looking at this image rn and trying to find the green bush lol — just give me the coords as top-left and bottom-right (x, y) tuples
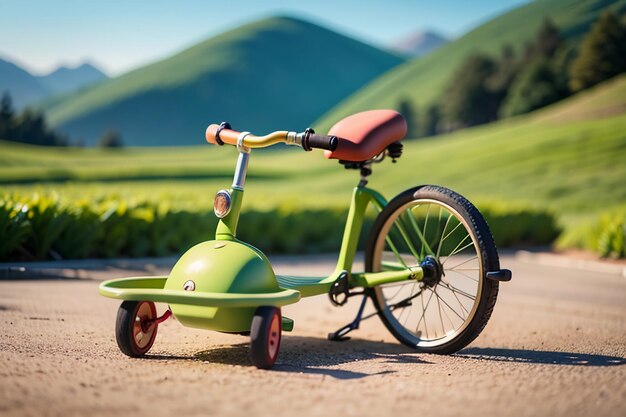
(52, 202), (100, 259)
(0, 198), (30, 259)
(0, 193), (562, 262)
(558, 210), (626, 258)
(19, 195), (74, 260)
(596, 216), (625, 258)
(476, 200), (560, 248)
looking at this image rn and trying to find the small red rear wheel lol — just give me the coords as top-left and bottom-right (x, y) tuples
(115, 300), (158, 357)
(250, 306), (282, 369)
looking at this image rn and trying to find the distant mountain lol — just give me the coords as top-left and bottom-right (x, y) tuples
(315, 0), (626, 133)
(44, 16), (405, 146)
(0, 58), (108, 109)
(37, 63), (108, 95)
(0, 58), (48, 108)
(391, 31), (449, 57)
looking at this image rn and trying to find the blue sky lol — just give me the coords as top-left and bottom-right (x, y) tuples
(1, 0), (529, 76)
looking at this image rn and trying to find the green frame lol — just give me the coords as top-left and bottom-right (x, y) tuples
(213, 184), (423, 296)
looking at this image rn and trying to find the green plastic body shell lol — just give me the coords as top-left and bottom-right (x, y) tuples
(165, 239), (293, 332)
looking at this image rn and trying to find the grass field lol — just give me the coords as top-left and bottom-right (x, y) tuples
(3, 75), (625, 225)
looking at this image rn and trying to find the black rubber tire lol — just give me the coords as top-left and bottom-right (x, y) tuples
(115, 300), (158, 357)
(250, 306), (282, 369)
(365, 185), (500, 354)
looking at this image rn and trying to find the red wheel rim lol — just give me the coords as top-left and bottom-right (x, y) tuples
(132, 301), (157, 351)
(267, 312), (281, 361)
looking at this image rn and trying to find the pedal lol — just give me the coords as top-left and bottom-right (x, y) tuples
(328, 272), (350, 306)
(486, 269), (512, 281)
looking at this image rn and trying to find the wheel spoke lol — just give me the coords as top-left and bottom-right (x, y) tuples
(444, 283), (470, 317)
(386, 285), (424, 311)
(392, 214), (423, 261)
(419, 203), (431, 258)
(449, 238), (474, 258)
(447, 268), (479, 283)
(429, 287), (466, 321)
(384, 234), (410, 269)
(406, 204), (435, 257)
(434, 287), (446, 337)
(446, 255), (478, 270)
(383, 281), (410, 301)
(431, 206), (443, 254)
(436, 213), (453, 259)
(402, 283), (420, 326)
(436, 289), (457, 330)
(442, 234), (473, 264)
(416, 288), (435, 336)
(433, 286), (459, 335)
(437, 219), (464, 258)
(439, 280), (476, 301)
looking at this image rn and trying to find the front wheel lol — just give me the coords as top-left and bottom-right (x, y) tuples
(366, 185), (500, 354)
(115, 300), (158, 357)
(250, 306), (282, 369)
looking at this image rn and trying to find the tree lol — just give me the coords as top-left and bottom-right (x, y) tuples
(0, 92), (68, 146)
(534, 18), (562, 59)
(397, 99), (418, 138)
(419, 104), (441, 137)
(497, 19), (572, 119)
(0, 92), (15, 139)
(551, 42), (578, 93)
(98, 129), (123, 148)
(500, 58), (568, 118)
(569, 11), (626, 92)
(442, 54), (498, 128)
(13, 109), (45, 145)
(12, 109), (66, 146)
(488, 44), (521, 107)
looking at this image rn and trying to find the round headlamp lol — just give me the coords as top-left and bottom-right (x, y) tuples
(213, 190), (232, 218)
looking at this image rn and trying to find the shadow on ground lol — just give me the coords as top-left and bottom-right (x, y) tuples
(144, 338), (626, 378)
(146, 336), (430, 379)
(457, 347), (626, 366)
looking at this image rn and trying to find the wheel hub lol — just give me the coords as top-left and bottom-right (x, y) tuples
(420, 255), (443, 287)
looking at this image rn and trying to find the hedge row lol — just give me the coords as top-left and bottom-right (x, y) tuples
(557, 210), (626, 259)
(0, 194), (561, 262)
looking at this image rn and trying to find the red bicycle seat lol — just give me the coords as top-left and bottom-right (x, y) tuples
(324, 110), (407, 162)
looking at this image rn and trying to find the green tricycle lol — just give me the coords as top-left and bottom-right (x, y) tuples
(99, 109), (511, 369)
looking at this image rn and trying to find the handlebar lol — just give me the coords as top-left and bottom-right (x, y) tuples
(205, 123), (337, 152)
(302, 132), (338, 152)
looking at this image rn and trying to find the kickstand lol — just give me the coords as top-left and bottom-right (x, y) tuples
(328, 294), (377, 342)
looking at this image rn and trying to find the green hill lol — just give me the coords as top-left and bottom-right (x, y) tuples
(44, 16), (404, 146)
(314, 0), (626, 133)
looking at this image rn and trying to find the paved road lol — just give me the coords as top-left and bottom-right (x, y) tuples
(1, 255), (624, 417)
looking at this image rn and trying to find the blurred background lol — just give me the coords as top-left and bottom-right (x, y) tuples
(1, 0), (625, 262)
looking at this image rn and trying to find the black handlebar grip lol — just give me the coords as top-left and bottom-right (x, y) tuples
(303, 132), (338, 151)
